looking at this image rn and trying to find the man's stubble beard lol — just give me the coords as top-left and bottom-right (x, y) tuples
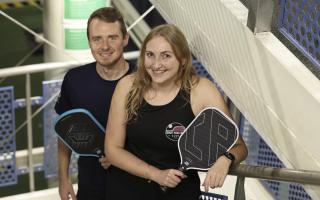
(98, 50), (123, 70)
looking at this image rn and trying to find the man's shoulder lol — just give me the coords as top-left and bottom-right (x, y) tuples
(66, 62), (96, 76)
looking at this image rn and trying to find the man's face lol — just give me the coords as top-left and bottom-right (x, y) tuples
(88, 19), (128, 68)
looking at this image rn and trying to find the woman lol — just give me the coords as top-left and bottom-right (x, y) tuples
(105, 24), (248, 200)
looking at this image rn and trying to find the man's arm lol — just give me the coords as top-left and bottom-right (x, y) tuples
(58, 139), (76, 200)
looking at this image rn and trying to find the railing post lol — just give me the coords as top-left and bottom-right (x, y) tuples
(234, 176), (246, 200)
(26, 73), (35, 191)
(246, 0), (274, 33)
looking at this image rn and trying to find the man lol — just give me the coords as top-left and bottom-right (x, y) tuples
(55, 7), (134, 200)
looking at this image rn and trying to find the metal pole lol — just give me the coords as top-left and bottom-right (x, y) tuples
(0, 51), (140, 78)
(234, 176), (246, 200)
(246, 0), (274, 33)
(113, 0), (151, 45)
(230, 164), (320, 185)
(26, 73), (35, 191)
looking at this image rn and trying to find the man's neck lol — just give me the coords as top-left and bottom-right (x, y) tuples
(96, 59), (128, 81)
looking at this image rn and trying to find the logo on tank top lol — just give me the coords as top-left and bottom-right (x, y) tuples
(165, 122), (185, 141)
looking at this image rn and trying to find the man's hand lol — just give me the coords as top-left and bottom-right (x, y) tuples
(59, 178), (76, 200)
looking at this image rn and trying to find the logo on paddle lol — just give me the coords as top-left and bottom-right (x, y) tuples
(165, 122), (185, 141)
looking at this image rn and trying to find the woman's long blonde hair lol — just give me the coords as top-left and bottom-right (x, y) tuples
(126, 24), (199, 121)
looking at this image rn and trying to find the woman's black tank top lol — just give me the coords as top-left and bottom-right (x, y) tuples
(126, 89), (195, 169)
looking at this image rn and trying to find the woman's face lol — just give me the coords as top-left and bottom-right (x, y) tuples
(144, 36), (180, 87)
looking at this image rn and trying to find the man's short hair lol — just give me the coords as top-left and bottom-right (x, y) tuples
(87, 7), (127, 39)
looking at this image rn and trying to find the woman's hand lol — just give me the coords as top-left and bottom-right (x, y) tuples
(99, 156), (111, 169)
(152, 168), (186, 188)
(202, 155), (232, 192)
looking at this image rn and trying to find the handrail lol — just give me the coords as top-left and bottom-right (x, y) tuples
(10, 148), (320, 185)
(230, 164), (320, 200)
(230, 164), (320, 185)
(0, 50), (140, 78)
(2, 50), (320, 195)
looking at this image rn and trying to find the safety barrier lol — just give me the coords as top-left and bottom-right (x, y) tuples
(1, 58), (320, 200)
(279, 0), (320, 69)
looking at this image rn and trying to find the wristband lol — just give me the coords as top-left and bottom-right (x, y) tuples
(223, 151), (235, 163)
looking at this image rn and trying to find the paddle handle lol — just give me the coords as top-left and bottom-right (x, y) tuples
(160, 185), (168, 193)
(160, 165), (187, 193)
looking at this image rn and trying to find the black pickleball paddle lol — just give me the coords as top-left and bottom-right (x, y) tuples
(54, 109), (105, 158)
(161, 107), (239, 192)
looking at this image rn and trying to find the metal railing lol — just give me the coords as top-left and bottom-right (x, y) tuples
(1, 56), (320, 199)
(230, 164), (320, 199)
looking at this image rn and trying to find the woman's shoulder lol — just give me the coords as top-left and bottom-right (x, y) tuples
(118, 73), (136, 85)
(192, 76), (217, 92)
(191, 76), (222, 109)
(116, 73), (136, 91)
(119, 73), (135, 83)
